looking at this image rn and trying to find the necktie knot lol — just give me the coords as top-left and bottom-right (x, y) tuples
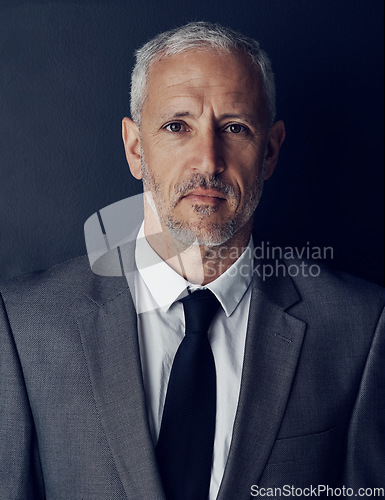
(181, 289), (220, 335)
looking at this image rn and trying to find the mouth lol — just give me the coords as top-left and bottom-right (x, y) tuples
(182, 189), (227, 204)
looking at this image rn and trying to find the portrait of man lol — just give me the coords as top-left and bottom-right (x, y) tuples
(0, 3), (384, 500)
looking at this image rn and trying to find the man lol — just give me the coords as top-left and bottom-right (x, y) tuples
(0, 21), (384, 500)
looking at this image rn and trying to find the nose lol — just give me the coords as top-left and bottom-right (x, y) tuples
(192, 129), (225, 176)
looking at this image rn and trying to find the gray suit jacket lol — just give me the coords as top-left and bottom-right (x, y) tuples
(1, 247), (384, 499)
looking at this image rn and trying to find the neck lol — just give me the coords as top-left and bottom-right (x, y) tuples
(143, 215), (252, 285)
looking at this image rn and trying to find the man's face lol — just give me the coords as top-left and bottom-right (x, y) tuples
(126, 49), (283, 246)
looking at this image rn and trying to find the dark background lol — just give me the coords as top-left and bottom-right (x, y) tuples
(1, 0), (383, 285)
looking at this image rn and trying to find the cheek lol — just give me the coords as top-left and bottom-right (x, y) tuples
(228, 160), (263, 188)
(144, 142), (183, 177)
(226, 140), (265, 169)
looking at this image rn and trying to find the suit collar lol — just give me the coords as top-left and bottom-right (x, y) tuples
(252, 258), (302, 311)
(217, 271), (306, 499)
(77, 285), (165, 499)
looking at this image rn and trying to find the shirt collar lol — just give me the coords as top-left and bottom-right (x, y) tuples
(135, 223), (254, 316)
(202, 237), (254, 317)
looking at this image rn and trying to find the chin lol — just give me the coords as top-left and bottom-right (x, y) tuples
(163, 217), (239, 247)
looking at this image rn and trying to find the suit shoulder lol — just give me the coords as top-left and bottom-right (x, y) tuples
(284, 259), (385, 330)
(0, 255), (127, 317)
(0, 255), (91, 297)
(290, 259), (385, 301)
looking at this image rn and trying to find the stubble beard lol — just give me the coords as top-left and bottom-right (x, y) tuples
(140, 151), (264, 247)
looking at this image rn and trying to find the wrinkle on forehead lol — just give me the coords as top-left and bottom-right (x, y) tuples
(162, 73), (242, 90)
(152, 79), (251, 105)
(159, 91), (254, 107)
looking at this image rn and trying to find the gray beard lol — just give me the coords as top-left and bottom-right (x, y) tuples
(141, 152), (264, 247)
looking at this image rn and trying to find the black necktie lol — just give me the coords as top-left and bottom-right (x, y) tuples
(156, 288), (220, 500)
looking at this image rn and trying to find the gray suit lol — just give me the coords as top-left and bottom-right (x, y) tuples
(1, 247), (384, 499)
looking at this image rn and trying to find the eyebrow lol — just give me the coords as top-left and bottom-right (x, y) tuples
(162, 111), (257, 124)
(219, 113), (256, 123)
(170, 111), (192, 118)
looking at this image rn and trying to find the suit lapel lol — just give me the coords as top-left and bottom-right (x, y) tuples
(217, 271), (306, 499)
(77, 278), (165, 500)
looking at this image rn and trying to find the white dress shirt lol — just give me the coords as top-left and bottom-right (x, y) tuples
(134, 224), (254, 500)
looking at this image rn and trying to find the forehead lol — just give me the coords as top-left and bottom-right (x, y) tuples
(142, 49), (267, 121)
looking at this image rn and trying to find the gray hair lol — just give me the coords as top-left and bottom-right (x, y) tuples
(130, 21), (276, 127)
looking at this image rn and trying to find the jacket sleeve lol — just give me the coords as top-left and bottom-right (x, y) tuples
(0, 293), (45, 500)
(342, 304), (385, 489)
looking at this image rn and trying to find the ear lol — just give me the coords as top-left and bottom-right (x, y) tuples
(122, 117), (142, 179)
(263, 120), (285, 180)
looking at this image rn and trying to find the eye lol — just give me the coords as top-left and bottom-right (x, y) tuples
(224, 123), (248, 134)
(164, 122), (186, 133)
